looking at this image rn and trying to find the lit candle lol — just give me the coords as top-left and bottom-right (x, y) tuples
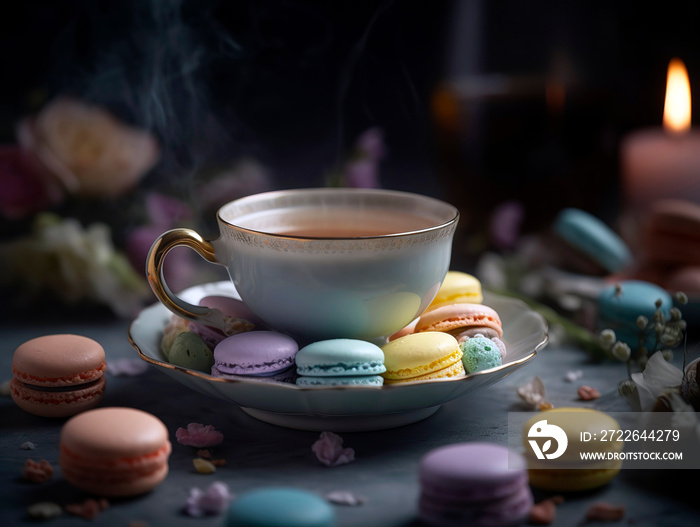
(621, 58), (700, 212)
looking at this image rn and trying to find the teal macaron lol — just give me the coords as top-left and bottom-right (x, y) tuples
(225, 487), (335, 527)
(598, 280), (672, 350)
(295, 339), (386, 377)
(296, 375), (385, 387)
(461, 337), (502, 373)
(554, 208), (632, 273)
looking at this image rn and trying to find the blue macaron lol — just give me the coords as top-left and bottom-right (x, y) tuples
(225, 487), (335, 527)
(554, 208), (632, 273)
(295, 339), (386, 377)
(296, 375), (384, 387)
(598, 280), (673, 350)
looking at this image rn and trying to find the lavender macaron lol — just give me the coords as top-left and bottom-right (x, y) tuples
(419, 442), (532, 527)
(212, 331), (298, 378)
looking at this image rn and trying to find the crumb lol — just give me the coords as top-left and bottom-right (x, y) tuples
(193, 458), (217, 474)
(23, 459), (53, 483)
(529, 496), (564, 525)
(325, 491), (366, 506)
(565, 370), (583, 382)
(65, 498), (109, 520)
(26, 502), (62, 519)
(585, 502), (625, 522)
(197, 449), (212, 459)
(19, 442), (35, 450)
(539, 401), (554, 410)
(578, 385), (601, 401)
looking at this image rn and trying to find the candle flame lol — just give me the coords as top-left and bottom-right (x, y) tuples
(663, 58), (691, 133)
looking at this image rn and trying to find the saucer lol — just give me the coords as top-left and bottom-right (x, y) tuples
(128, 281), (548, 431)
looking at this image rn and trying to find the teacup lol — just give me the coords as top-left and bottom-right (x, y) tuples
(147, 188), (459, 340)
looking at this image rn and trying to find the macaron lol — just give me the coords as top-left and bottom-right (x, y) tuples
(213, 331), (298, 377)
(642, 199), (700, 266)
(427, 271), (483, 309)
(190, 295), (261, 349)
(415, 303), (503, 343)
(461, 336), (503, 373)
(11, 334), (107, 418)
(381, 332), (465, 384)
(553, 207), (632, 274)
(418, 442), (533, 527)
(168, 332), (215, 373)
(523, 407), (623, 491)
(161, 315), (190, 360)
(59, 407), (172, 497)
(295, 338), (386, 386)
(295, 339), (386, 377)
(225, 488), (336, 527)
(597, 280), (672, 350)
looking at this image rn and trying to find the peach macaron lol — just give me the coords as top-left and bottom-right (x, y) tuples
(415, 303), (503, 342)
(60, 407), (172, 497)
(11, 334), (107, 417)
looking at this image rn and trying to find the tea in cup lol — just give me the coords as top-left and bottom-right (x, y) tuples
(147, 188), (459, 340)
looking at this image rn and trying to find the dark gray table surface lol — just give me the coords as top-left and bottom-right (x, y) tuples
(1, 313), (697, 526)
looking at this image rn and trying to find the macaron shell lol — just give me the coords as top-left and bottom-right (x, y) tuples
(296, 375), (385, 387)
(419, 484), (533, 527)
(554, 207), (632, 273)
(416, 304), (503, 337)
(10, 376), (106, 418)
(214, 331), (298, 376)
(384, 359), (465, 384)
(427, 271), (483, 309)
(168, 332), (215, 373)
(381, 332), (462, 380)
(12, 334), (106, 387)
(61, 407), (170, 458)
(295, 339), (385, 377)
(225, 487), (336, 527)
(528, 463), (622, 492)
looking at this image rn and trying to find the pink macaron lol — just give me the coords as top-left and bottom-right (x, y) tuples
(60, 407), (172, 497)
(189, 295), (263, 349)
(11, 334), (107, 418)
(415, 303), (503, 342)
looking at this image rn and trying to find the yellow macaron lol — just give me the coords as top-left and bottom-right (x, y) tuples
(523, 407), (623, 492)
(381, 332), (465, 384)
(427, 271), (483, 309)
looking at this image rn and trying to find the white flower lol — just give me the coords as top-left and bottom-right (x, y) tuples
(611, 342), (631, 362)
(517, 376), (547, 409)
(626, 352), (683, 412)
(1, 213), (150, 317)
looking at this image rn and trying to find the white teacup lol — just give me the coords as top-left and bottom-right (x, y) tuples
(147, 188), (459, 340)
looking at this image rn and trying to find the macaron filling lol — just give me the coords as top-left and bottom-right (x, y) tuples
(214, 356), (295, 376)
(12, 363), (107, 387)
(296, 361), (386, 376)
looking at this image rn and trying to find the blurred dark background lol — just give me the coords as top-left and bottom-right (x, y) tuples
(2, 0), (700, 248)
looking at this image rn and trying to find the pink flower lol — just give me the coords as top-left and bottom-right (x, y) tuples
(185, 481), (232, 517)
(0, 146), (64, 219)
(176, 423), (224, 448)
(489, 200), (524, 251)
(355, 127), (386, 161)
(344, 158), (380, 189)
(18, 96), (160, 198)
(126, 193), (196, 293)
(311, 431), (355, 467)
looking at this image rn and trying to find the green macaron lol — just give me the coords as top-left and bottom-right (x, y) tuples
(168, 332), (214, 373)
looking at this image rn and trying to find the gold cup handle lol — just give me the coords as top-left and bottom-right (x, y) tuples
(146, 228), (228, 331)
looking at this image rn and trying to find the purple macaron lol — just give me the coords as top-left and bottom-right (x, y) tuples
(418, 442), (532, 527)
(190, 295), (264, 349)
(212, 331), (298, 377)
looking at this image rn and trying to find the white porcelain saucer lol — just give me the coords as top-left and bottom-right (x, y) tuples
(128, 281), (548, 431)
